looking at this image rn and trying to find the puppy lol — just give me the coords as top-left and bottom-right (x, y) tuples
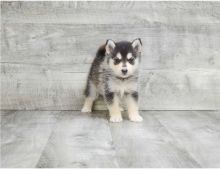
(81, 38), (143, 122)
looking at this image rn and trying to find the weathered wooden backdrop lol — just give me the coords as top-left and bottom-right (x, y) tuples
(1, 1), (220, 110)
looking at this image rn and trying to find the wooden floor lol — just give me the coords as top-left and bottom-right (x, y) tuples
(1, 110), (220, 168)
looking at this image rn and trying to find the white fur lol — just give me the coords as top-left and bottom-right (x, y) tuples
(126, 58), (139, 77)
(108, 78), (138, 98)
(106, 40), (115, 54)
(116, 52), (122, 59)
(109, 59), (123, 77)
(107, 95), (122, 122)
(132, 39), (142, 52)
(127, 53), (133, 59)
(81, 97), (94, 113)
(109, 57), (139, 78)
(83, 39), (143, 123)
(125, 95), (143, 122)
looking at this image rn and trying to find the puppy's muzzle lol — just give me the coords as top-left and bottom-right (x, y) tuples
(121, 69), (128, 75)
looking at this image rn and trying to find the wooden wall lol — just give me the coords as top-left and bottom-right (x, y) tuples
(1, 1), (220, 110)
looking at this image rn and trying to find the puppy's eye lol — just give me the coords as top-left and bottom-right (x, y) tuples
(113, 58), (121, 65)
(128, 57), (134, 61)
(128, 57), (135, 64)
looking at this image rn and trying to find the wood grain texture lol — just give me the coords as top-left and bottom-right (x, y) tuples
(154, 110), (220, 167)
(1, 2), (220, 110)
(2, 110), (220, 167)
(36, 111), (118, 168)
(1, 63), (220, 110)
(109, 112), (200, 167)
(2, 23), (220, 69)
(2, 2), (220, 25)
(1, 110), (59, 167)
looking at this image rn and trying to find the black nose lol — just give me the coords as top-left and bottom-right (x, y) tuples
(121, 69), (128, 75)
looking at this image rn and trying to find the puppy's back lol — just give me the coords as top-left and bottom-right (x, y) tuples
(88, 44), (106, 85)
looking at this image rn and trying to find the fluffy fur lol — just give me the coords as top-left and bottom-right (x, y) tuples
(81, 38), (143, 122)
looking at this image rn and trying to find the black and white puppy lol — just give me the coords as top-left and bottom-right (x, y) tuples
(82, 38), (143, 122)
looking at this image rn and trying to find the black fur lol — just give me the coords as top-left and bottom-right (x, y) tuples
(105, 92), (114, 104)
(84, 80), (90, 97)
(84, 39), (141, 97)
(110, 41), (139, 66)
(131, 91), (138, 102)
(104, 76), (114, 104)
(89, 44), (106, 85)
(84, 44), (106, 96)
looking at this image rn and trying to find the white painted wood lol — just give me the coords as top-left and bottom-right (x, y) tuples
(109, 111), (201, 167)
(2, 24), (220, 69)
(2, 2), (220, 25)
(1, 110), (220, 167)
(36, 111), (118, 168)
(1, 110), (59, 168)
(154, 110), (220, 167)
(1, 2), (220, 110)
(1, 63), (220, 110)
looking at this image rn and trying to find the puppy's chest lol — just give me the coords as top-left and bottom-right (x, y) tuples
(109, 80), (137, 97)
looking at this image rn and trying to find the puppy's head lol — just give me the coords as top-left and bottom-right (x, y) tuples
(105, 38), (142, 78)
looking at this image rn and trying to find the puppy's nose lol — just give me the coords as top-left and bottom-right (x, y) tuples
(121, 69), (128, 75)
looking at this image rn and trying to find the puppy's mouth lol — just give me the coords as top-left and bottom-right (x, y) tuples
(122, 74), (129, 77)
(118, 73), (129, 78)
(116, 74), (132, 80)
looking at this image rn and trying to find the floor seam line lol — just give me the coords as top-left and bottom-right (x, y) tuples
(106, 114), (120, 168)
(33, 111), (62, 168)
(152, 112), (202, 167)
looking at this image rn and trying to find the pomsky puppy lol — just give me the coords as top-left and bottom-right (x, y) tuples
(81, 38), (143, 122)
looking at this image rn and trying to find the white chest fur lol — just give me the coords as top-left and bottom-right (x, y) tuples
(109, 79), (138, 97)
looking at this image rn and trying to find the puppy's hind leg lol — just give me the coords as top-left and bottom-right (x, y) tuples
(81, 81), (97, 113)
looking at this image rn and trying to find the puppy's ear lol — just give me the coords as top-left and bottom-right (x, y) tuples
(105, 39), (116, 55)
(132, 38), (142, 53)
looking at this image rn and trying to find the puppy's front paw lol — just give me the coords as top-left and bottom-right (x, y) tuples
(110, 115), (123, 123)
(129, 114), (143, 122)
(81, 107), (91, 113)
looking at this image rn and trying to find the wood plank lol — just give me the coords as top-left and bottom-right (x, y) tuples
(2, 110), (219, 167)
(153, 110), (220, 167)
(36, 111), (118, 168)
(2, 2), (220, 25)
(1, 110), (59, 168)
(109, 111), (200, 167)
(1, 2), (220, 111)
(2, 23), (220, 69)
(1, 63), (219, 110)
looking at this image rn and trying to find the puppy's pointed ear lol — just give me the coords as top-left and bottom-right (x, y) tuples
(105, 39), (116, 55)
(132, 38), (142, 53)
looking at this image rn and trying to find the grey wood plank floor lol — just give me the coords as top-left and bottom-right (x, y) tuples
(1, 110), (220, 168)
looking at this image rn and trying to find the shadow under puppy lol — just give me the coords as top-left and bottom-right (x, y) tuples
(82, 38), (143, 122)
